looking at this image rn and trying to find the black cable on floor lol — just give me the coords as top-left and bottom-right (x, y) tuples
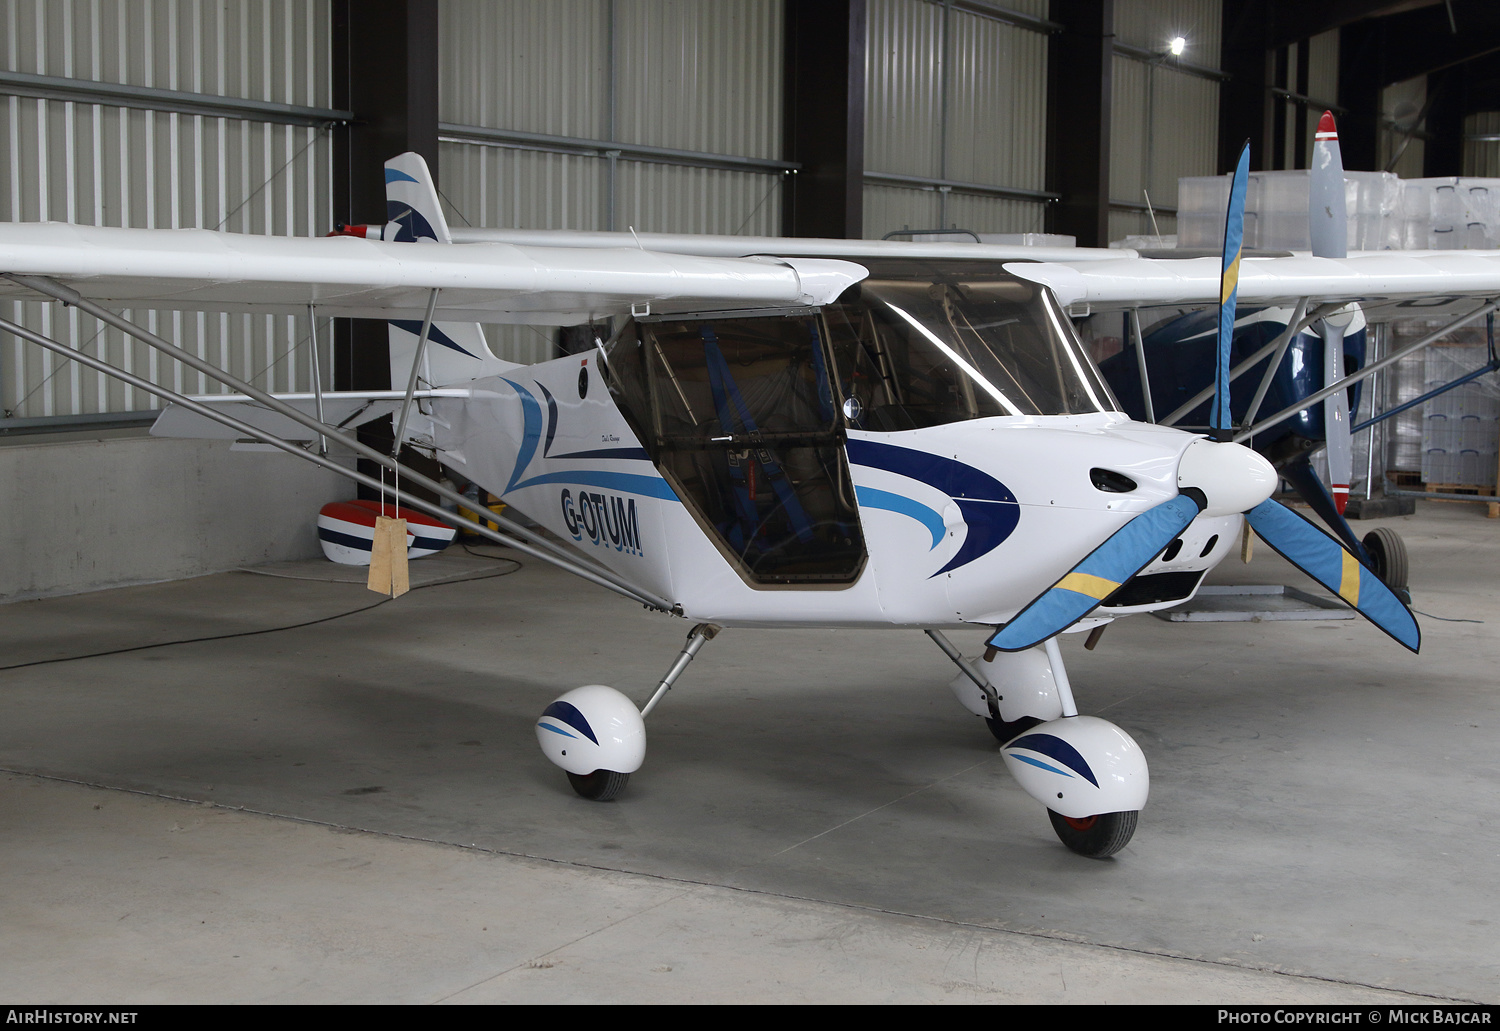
(0, 556), (522, 673)
(1413, 609), (1485, 624)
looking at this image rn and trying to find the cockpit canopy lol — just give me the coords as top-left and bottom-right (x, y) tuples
(826, 261), (1120, 428)
(599, 262), (1119, 586)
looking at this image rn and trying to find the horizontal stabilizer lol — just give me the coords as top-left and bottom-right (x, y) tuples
(149, 389), (467, 442)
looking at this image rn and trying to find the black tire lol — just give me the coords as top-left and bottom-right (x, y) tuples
(567, 769), (630, 801)
(1047, 809), (1138, 858)
(1362, 527), (1409, 594)
(985, 714), (1043, 744)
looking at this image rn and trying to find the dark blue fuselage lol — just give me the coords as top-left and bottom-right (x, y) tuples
(1099, 308), (1366, 465)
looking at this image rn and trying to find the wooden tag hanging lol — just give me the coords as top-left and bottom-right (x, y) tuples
(367, 515), (411, 597)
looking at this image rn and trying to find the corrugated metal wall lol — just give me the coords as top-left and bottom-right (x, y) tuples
(1108, 0), (1220, 243)
(0, 0), (334, 424)
(1463, 112), (1500, 177)
(1303, 30), (1339, 157)
(438, 0), (784, 364)
(3, 0), (1239, 382)
(862, 0), (1049, 239)
(1380, 75), (1427, 179)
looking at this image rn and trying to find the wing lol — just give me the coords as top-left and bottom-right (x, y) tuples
(1005, 252), (1500, 320)
(447, 226), (1129, 264)
(0, 222), (868, 325)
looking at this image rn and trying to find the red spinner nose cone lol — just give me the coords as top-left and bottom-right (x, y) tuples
(1316, 110), (1338, 139)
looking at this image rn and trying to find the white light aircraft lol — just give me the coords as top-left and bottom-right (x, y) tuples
(3, 149), (1490, 858)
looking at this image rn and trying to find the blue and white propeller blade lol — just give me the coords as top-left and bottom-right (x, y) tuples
(990, 147), (1253, 653)
(987, 493), (1204, 652)
(1245, 499), (1420, 652)
(1210, 143), (1251, 442)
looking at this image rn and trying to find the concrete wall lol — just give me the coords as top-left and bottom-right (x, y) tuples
(0, 433), (348, 603)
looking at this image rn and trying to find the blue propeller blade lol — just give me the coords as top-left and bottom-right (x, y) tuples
(987, 494), (1204, 653)
(1245, 498), (1421, 652)
(1211, 143), (1251, 442)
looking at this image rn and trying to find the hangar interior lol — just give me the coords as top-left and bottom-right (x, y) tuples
(2, 0), (1499, 1004)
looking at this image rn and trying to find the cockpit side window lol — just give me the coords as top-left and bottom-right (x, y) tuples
(603, 312), (866, 586)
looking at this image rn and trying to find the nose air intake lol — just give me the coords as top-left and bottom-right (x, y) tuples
(1089, 468), (1137, 493)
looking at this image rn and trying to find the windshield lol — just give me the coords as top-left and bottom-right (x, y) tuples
(822, 262), (1120, 430)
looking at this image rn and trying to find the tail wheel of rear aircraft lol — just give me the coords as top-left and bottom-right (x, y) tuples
(1047, 809), (1138, 859)
(567, 769), (631, 801)
(1362, 527), (1409, 598)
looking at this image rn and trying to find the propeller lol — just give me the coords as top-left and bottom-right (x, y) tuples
(987, 140), (1419, 655)
(1310, 111), (1354, 515)
(1209, 144), (1250, 442)
(1244, 499), (1418, 650)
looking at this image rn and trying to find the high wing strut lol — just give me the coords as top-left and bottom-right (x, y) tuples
(1157, 299), (1334, 427)
(1235, 299), (1500, 443)
(0, 274), (676, 613)
(307, 304), (328, 455)
(1128, 309), (1153, 423)
(1241, 297), (1312, 428)
(392, 287), (439, 454)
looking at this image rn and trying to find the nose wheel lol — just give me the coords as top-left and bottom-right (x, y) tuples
(1048, 809), (1139, 858)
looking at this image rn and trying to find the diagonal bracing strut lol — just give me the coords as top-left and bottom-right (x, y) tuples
(0, 279), (677, 613)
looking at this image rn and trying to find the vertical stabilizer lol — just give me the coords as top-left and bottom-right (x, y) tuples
(383, 152), (519, 385)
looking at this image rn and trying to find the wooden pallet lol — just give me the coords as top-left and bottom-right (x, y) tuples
(1424, 481), (1500, 518)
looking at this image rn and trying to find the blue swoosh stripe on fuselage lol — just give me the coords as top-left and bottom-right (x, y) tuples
(548, 447), (651, 461)
(539, 383), (560, 457)
(854, 486), (945, 550)
(502, 379), (544, 494)
(846, 438), (1020, 574)
(934, 498), (1021, 576)
(845, 439), (1016, 503)
(508, 470), (680, 501)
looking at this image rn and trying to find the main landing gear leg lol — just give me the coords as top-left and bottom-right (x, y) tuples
(929, 629), (1059, 742)
(534, 623), (722, 801)
(641, 623), (721, 718)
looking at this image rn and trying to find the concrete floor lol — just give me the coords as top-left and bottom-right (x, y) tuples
(1, 504), (1496, 1004)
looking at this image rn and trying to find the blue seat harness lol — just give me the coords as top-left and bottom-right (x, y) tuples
(700, 325), (816, 546)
